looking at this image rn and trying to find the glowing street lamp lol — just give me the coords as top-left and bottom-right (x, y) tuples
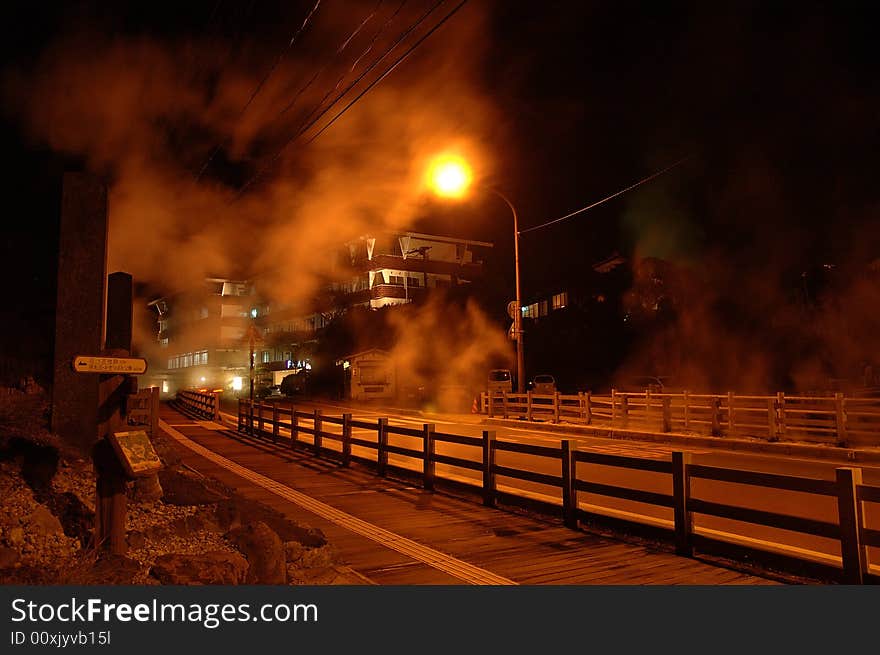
(425, 153), (525, 393)
(427, 155), (473, 198)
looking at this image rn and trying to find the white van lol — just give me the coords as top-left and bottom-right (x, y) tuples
(487, 369), (513, 394)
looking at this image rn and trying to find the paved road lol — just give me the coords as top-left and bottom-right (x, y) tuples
(224, 397), (880, 574)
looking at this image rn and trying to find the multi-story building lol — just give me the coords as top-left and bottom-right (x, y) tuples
(253, 231), (492, 387)
(147, 231), (493, 395)
(145, 278), (255, 397)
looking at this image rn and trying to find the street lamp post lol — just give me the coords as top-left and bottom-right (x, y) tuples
(488, 188), (525, 394)
(425, 154), (526, 393)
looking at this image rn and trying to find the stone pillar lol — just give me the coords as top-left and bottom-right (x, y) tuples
(51, 173), (108, 453)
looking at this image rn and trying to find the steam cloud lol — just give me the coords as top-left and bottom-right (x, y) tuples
(3, 1), (511, 372)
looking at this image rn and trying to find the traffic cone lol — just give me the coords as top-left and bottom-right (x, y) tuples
(472, 396), (479, 414)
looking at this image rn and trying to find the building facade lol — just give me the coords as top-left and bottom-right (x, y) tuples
(148, 231), (493, 397)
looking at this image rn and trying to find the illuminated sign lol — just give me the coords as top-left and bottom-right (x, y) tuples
(72, 356), (148, 375)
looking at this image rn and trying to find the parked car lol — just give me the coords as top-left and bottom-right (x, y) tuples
(256, 384), (283, 399)
(487, 369), (513, 394)
(529, 374), (557, 395)
(280, 372), (310, 396)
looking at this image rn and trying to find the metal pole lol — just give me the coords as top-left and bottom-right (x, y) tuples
(490, 188), (525, 394)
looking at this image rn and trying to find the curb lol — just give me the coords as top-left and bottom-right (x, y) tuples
(481, 417), (880, 465)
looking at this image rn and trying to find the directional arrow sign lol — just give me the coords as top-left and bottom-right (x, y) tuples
(72, 355), (148, 375)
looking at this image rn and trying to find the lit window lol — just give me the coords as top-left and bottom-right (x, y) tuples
(251, 308), (258, 318)
(552, 292), (568, 310)
(262, 351), (270, 363)
(167, 358), (173, 369)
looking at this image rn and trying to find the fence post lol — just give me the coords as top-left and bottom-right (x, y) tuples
(150, 386), (159, 438)
(482, 430), (496, 507)
(835, 393), (848, 447)
(480, 391), (486, 414)
(662, 397), (672, 433)
(213, 391), (221, 422)
(578, 392), (585, 421)
(710, 397), (721, 436)
(377, 418), (389, 477)
(248, 400), (254, 436)
(776, 392), (786, 441)
(313, 409), (323, 456)
(585, 391), (592, 425)
(527, 391), (533, 421)
(767, 397), (777, 441)
(423, 423), (436, 491)
(342, 413), (352, 467)
(238, 399), (243, 432)
(561, 440), (577, 529)
(620, 395), (629, 427)
(684, 390), (690, 430)
(272, 403), (279, 443)
(646, 390), (652, 426)
(488, 392), (495, 418)
(553, 391), (560, 424)
(672, 451), (693, 557)
(257, 402), (264, 434)
(836, 467), (866, 584)
(727, 392), (735, 436)
(611, 388), (617, 423)
(502, 392), (509, 419)
(290, 407), (299, 449)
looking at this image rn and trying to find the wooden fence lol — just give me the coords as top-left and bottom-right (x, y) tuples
(175, 389), (221, 421)
(481, 390), (880, 446)
(235, 399), (879, 583)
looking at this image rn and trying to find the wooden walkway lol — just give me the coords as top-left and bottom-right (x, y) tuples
(158, 405), (779, 585)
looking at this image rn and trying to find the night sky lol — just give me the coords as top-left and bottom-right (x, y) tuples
(2, 1), (877, 389)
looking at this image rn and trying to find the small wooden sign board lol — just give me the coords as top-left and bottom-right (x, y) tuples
(72, 355), (148, 375)
(108, 430), (163, 478)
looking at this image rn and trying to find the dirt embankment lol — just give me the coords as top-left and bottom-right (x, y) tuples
(0, 392), (368, 585)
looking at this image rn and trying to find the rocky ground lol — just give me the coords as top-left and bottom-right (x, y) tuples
(0, 391), (371, 585)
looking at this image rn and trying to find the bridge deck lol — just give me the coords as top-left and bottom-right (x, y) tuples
(158, 404), (779, 585)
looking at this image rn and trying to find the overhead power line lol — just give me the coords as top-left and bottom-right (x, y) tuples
(235, 0), (460, 197)
(194, 0), (323, 181)
(518, 155), (693, 235)
(305, 0), (469, 145)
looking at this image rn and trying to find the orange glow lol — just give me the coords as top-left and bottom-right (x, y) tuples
(426, 154), (473, 198)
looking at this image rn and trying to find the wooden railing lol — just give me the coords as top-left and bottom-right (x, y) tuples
(481, 390), (880, 447)
(236, 399), (879, 583)
(176, 389), (221, 421)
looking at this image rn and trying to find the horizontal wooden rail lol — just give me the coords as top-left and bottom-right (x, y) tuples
(432, 453), (483, 471)
(494, 440), (561, 458)
(687, 498), (840, 539)
(688, 465), (838, 496)
(434, 432), (483, 447)
(576, 450), (673, 474)
(492, 465), (562, 488)
(857, 485), (880, 504)
(575, 481), (675, 508)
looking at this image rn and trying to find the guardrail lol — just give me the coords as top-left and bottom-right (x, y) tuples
(481, 390), (880, 447)
(237, 399), (878, 583)
(176, 389), (221, 421)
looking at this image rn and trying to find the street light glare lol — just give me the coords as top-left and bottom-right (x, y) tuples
(427, 155), (472, 198)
